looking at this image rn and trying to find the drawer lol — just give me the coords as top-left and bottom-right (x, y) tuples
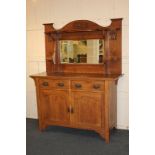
(52, 79), (69, 89)
(39, 79), (52, 89)
(71, 80), (104, 91)
(39, 79), (69, 89)
(71, 80), (91, 90)
(91, 81), (104, 91)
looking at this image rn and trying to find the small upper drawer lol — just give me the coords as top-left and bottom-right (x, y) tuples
(91, 81), (104, 91)
(39, 79), (52, 89)
(52, 79), (69, 89)
(39, 79), (69, 89)
(71, 80), (104, 91)
(71, 80), (91, 90)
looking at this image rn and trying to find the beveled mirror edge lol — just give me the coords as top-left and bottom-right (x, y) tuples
(59, 39), (105, 64)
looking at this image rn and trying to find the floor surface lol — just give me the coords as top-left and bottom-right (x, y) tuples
(26, 118), (129, 155)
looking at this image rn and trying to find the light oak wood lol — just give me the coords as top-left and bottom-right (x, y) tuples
(72, 91), (102, 128)
(30, 19), (123, 143)
(40, 90), (70, 126)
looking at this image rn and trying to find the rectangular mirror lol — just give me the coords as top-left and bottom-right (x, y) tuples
(59, 39), (104, 64)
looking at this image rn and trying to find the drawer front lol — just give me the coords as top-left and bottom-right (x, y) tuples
(39, 79), (104, 91)
(71, 80), (91, 90)
(52, 79), (69, 89)
(39, 79), (52, 89)
(91, 81), (104, 91)
(39, 79), (69, 89)
(71, 80), (104, 91)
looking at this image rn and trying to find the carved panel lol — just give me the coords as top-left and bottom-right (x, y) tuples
(59, 20), (104, 32)
(73, 22), (88, 30)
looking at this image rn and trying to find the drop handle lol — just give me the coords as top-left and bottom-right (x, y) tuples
(42, 82), (49, 86)
(93, 84), (101, 89)
(70, 107), (74, 113)
(67, 106), (74, 113)
(57, 82), (64, 87)
(75, 83), (82, 88)
(67, 107), (70, 113)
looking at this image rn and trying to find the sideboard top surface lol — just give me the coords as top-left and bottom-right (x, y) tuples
(31, 72), (122, 80)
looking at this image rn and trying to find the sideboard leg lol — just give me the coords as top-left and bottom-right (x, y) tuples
(38, 121), (47, 131)
(105, 137), (110, 143)
(104, 131), (110, 144)
(113, 127), (116, 130)
(98, 131), (104, 139)
(98, 130), (110, 143)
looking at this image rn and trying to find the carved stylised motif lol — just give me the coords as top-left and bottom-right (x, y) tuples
(46, 33), (61, 41)
(73, 22), (88, 30)
(109, 30), (117, 40)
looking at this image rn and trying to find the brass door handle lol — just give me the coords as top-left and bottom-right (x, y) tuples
(67, 106), (74, 113)
(57, 82), (64, 87)
(42, 82), (49, 86)
(70, 107), (74, 113)
(75, 83), (82, 88)
(93, 84), (100, 89)
(67, 107), (70, 113)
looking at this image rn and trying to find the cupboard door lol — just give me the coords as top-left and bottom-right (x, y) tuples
(40, 90), (70, 125)
(72, 92), (103, 128)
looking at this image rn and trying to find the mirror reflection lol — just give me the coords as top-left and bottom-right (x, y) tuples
(59, 39), (104, 64)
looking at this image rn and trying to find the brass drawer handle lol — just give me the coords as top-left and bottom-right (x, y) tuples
(42, 82), (49, 86)
(93, 84), (101, 89)
(57, 82), (64, 87)
(75, 83), (82, 88)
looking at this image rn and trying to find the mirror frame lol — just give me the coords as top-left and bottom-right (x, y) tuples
(43, 19), (122, 75)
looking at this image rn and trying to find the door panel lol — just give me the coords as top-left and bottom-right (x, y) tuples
(72, 92), (103, 128)
(40, 90), (70, 125)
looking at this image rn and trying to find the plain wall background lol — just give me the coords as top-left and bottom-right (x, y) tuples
(26, 0), (128, 129)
